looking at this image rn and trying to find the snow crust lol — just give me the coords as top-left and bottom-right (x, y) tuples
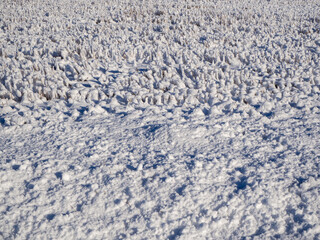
(1, 0), (320, 239)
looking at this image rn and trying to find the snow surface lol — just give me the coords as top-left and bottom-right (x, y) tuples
(1, 0), (320, 239)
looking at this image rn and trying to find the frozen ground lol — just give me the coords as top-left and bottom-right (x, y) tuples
(1, 0), (320, 239)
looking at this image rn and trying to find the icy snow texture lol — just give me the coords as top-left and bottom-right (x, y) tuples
(1, 112), (320, 239)
(0, 0), (320, 239)
(1, 0), (320, 121)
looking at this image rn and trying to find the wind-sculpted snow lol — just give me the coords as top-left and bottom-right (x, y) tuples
(0, 0), (320, 239)
(1, 0), (320, 125)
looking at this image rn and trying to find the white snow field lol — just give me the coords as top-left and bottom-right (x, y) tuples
(1, 0), (320, 238)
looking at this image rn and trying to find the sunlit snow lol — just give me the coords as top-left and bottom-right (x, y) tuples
(1, 0), (320, 239)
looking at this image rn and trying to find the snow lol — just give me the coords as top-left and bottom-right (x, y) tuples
(1, 0), (320, 239)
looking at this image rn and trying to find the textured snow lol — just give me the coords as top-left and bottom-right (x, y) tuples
(1, 0), (320, 239)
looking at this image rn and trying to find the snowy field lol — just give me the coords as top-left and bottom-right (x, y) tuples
(1, 0), (320, 238)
